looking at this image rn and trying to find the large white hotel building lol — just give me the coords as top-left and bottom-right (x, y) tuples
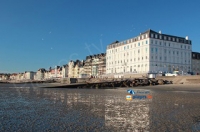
(106, 29), (192, 75)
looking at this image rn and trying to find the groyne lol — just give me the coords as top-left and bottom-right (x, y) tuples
(41, 78), (172, 88)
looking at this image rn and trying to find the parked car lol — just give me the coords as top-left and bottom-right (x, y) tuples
(165, 73), (178, 76)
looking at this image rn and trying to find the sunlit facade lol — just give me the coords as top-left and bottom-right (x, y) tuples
(106, 29), (192, 75)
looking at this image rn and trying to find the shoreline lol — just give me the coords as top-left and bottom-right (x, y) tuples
(1, 82), (200, 91)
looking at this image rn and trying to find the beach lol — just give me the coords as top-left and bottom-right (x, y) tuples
(0, 84), (200, 131)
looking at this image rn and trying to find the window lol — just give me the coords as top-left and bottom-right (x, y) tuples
(169, 43), (170, 46)
(160, 42), (162, 45)
(151, 34), (154, 38)
(124, 46), (126, 50)
(151, 40), (153, 44)
(146, 40), (148, 44)
(155, 48), (158, 53)
(138, 42), (140, 46)
(151, 48), (154, 53)
(138, 49), (140, 53)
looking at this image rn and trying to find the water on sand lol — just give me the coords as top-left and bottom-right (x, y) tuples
(0, 84), (200, 131)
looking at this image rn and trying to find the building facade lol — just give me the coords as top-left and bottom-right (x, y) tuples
(24, 71), (35, 80)
(62, 64), (68, 78)
(83, 53), (106, 78)
(106, 29), (192, 75)
(68, 60), (84, 78)
(35, 68), (46, 80)
(192, 52), (200, 75)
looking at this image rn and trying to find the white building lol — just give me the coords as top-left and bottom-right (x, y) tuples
(62, 64), (68, 78)
(35, 68), (46, 80)
(106, 29), (192, 75)
(24, 71), (35, 80)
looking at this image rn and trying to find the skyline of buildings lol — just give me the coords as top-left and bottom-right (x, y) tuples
(0, 29), (200, 80)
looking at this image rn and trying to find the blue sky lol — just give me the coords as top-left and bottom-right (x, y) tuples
(0, 0), (200, 73)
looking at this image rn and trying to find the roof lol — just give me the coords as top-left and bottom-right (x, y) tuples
(108, 29), (191, 47)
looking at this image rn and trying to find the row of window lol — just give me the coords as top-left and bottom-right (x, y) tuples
(151, 48), (191, 56)
(150, 33), (191, 44)
(151, 40), (190, 49)
(107, 51), (191, 60)
(107, 65), (191, 73)
(107, 44), (190, 55)
(107, 56), (191, 65)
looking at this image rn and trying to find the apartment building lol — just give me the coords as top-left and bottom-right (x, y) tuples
(192, 52), (200, 75)
(24, 71), (35, 80)
(106, 29), (192, 75)
(83, 53), (106, 77)
(68, 60), (84, 78)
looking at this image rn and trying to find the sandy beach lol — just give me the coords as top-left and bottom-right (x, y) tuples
(0, 83), (200, 131)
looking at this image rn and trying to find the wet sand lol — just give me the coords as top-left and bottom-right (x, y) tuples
(0, 84), (200, 131)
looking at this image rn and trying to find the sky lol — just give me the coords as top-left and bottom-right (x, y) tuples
(0, 0), (200, 73)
